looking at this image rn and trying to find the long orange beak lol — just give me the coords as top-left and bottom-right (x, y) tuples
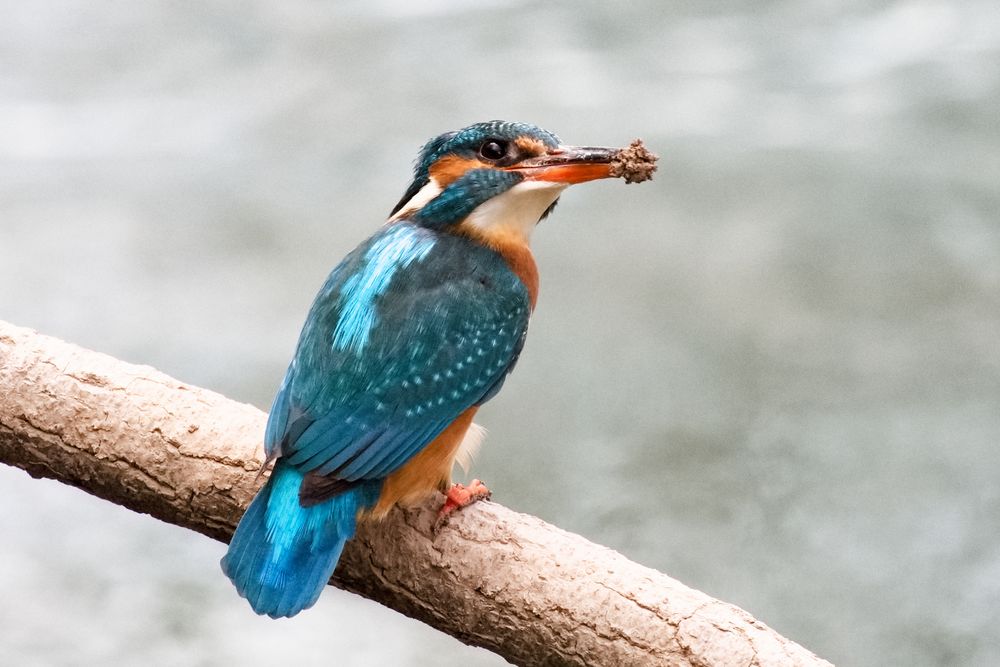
(505, 146), (617, 184)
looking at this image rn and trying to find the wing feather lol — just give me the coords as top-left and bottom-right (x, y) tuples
(263, 225), (529, 501)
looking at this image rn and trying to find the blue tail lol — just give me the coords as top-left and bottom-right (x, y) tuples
(221, 462), (381, 618)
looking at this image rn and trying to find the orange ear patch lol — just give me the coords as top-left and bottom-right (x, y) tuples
(429, 155), (488, 188)
(514, 136), (547, 156)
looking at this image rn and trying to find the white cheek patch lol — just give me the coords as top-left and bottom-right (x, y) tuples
(465, 179), (567, 243)
(388, 178), (443, 222)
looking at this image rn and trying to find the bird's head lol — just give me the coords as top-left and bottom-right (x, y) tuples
(389, 120), (620, 247)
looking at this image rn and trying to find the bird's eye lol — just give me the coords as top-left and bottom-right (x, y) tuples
(479, 140), (507, 161)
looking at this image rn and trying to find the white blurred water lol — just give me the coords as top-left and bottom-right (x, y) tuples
(2, 1), (999, 665)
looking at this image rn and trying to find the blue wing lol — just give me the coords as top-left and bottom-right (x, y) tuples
(264, 223), (529, 501)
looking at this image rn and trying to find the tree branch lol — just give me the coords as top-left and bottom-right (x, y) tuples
(0, 320), (831, 667)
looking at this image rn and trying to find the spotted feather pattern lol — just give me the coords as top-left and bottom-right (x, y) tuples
(266, 222), (530, 502)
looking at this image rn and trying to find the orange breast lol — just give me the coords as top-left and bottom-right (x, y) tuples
(369, 407), (479, 518)
(454, 223), (540, 310)
(496, 240), (539, 310)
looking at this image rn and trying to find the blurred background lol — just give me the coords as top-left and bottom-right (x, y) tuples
(2, 1), (999, 665)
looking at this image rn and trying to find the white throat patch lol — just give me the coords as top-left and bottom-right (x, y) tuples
(464, 180), (566, 244)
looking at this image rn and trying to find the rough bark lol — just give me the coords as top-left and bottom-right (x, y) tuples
(0, 320), (832, 667)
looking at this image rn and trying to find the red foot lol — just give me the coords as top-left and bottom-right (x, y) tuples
(434, 479), (491, 532)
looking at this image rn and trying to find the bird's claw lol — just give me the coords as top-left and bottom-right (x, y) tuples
(434, 479), (491, 533)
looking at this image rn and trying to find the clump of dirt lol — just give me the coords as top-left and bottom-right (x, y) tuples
(610, 140), (658, 184)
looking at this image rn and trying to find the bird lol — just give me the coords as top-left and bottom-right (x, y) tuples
(220, 120), (654, 618)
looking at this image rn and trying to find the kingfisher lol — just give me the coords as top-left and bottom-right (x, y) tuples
(221, 120), (656, 618)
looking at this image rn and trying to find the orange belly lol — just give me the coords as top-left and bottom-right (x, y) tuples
(369, 406), (478, 518)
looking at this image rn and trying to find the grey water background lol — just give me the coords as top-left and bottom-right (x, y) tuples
(2, 1), (999, 665)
